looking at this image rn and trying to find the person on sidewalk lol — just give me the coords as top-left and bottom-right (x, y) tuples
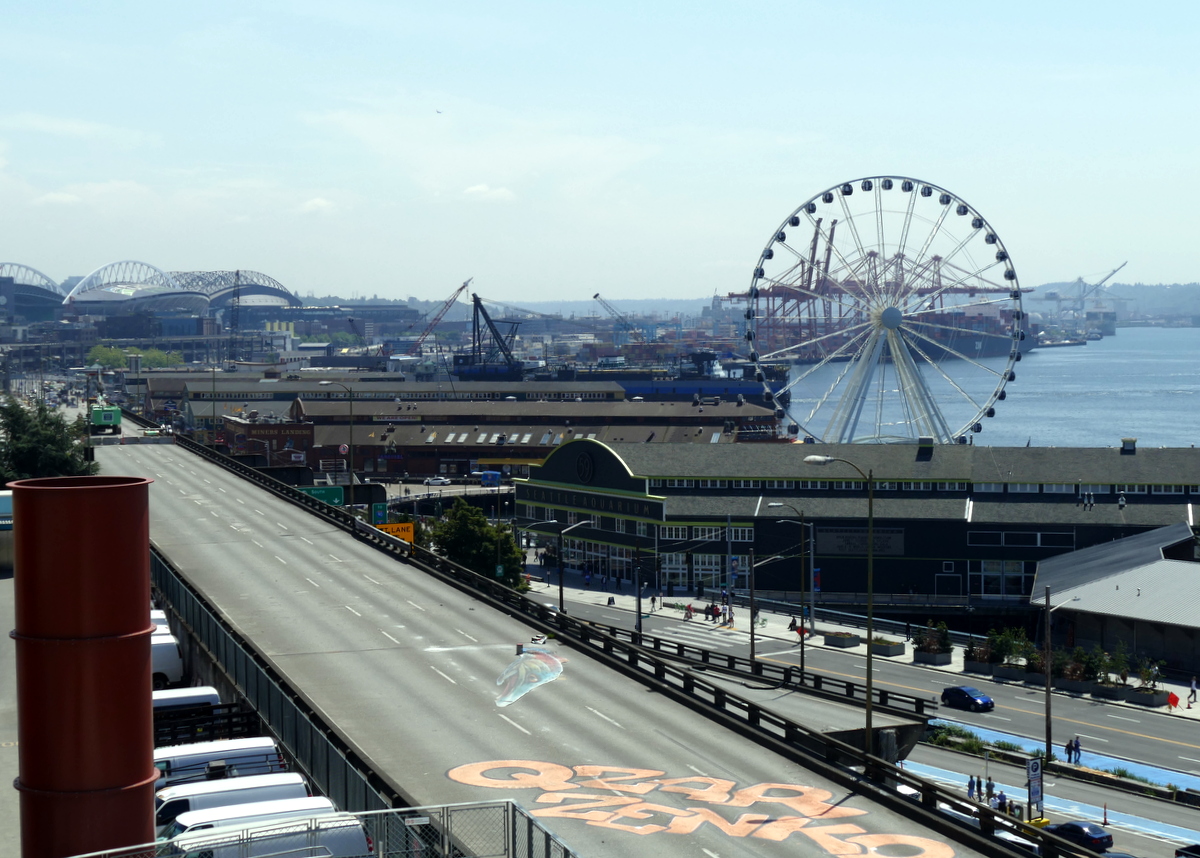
(650, 594), (657, 612)
(967, 776), (976, 802)
(1189, 676), (1197, 707)
(984, 777), (994, 802)
(1073, 737), (1082, 764)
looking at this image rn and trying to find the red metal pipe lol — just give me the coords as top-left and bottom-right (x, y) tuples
(12, 475), (157, 858)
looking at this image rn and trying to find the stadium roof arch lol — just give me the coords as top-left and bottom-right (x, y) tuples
(61, 261), (300, 314)
(0, 263), (71, 320)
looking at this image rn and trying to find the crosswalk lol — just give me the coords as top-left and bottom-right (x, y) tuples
(648, 620), (745, 651)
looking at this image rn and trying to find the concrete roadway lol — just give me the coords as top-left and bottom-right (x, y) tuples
(93, 443), (995, 858)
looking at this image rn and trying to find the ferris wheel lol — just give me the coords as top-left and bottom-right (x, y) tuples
(745, 176), (1027, 444)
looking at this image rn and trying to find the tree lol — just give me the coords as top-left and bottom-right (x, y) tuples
(431, 498), (524, 586)
(0, 400), (98, 483)
(136, 348), (184, 368)
(87, 345), (128, 369)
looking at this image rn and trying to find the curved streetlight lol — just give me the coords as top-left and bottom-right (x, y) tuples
(556, 520), (593, 612)
(767, 502), (815, 673)
(805, 453), (875, 757)
(319, 381), (354, 504)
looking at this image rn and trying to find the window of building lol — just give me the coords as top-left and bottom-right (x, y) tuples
(697, 479), (728, 489)
(425, 431), (438, 443)
(901, 481), (933, 491)
(521, 433), (532, 443)
(539, 432), (553, 445)
(649, 478), (664, 487)
(477, 432), (489, 444)
(974, 483), (1004, 493)
(1008, 483), (1039, 493)
(1151, 484), (1185, 494)
(1043, 483), (1075, 494)
(693, 526), (723, 542)
(636, 521), (650, 537)
(443, 433), (456, 443)
(660, 525), (687, 540)
(967, 531), (1002, 546)
(1002, 532), (1038, 546)
(875, 481), (899, 491)
(667, 478), (695, 488)
(729, 526), (754, 542)
(732, 479), (762, 489)
(797, 480), (828, 490)
(1080, 484), (1110, 494)
(937, 481), (968, 491)
(1040, 532), (1074, 548)
(832, 480), (865, 491)
(764, 479), (795, 489)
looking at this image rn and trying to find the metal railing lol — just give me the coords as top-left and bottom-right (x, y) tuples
(71, 800), (571, 858)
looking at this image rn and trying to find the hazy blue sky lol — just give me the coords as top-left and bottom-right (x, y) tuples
(3, 1), (1196, 302)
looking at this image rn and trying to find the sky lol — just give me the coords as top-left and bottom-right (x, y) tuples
(3, 1), (1198, 304)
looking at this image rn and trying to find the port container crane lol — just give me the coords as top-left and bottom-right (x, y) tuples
(405, 278), (472, 356)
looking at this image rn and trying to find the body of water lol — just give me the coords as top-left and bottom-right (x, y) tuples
(979, 327), (1200, 448)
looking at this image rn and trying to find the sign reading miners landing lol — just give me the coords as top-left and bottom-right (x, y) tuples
(520, 486), (664, 521)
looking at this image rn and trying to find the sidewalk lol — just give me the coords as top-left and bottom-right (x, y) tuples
(532, 559), (1200, 724)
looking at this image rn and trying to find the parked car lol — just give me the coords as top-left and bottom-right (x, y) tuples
(940, 685), (995, 712)
(423, 476), (451, 486)
(1045, 821), (1113, 852)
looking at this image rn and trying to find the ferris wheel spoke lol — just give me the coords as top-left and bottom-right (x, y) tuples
(888, 333), (957, 441)
(906, 316), (1018, 350)
(909, 200), (954, 274)
(826, 328), (890, 443)
(759, 318), (872, 363)
(901, 331), (991, 410)
(903, 324), (1009, 376)
(800, 208), (881, 304)
(894, 188), (920, 264)
(835, 194), (885, 303)
(902, 258), (1009, 313)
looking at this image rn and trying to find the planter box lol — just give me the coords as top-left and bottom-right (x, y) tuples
(824, 634), (860, 648)
(963, 660), (993, 676)
(1054, 678), (1098, 695)
(913, 651), (951, 666)
(1025, 672), (1048, 686)
(993, 665), (1027, 681)
(871, 641), (906, 657)
(1092, 684), (1134, 701)
(1127, 689), (1170, 707)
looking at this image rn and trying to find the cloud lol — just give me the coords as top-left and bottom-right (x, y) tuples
(32, 191), (81, 206)
(0, 113), (158, 148)
(298, 197), (337, 213)
(463, 184), (515, 201)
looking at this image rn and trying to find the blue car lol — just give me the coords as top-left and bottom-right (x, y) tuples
(941, 685), (995, 712)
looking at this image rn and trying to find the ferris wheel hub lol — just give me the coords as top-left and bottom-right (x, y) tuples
(879, 306), (904, 330)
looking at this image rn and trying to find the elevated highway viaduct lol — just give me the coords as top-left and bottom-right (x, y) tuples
(96, 443), (1007, 858)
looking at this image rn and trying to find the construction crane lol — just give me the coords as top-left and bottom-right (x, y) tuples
(1070, 262), (1127, 314)
(405, 278), (472, 356)
(593, 292), (644, 344)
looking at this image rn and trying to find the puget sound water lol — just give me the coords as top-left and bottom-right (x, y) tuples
(976, 326), (1200, 449)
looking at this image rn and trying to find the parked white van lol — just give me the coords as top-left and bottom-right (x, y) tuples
(160, 796), (336, 840)
(167, 814), (372, 858)
(151, 609), (170, 632)
(155, 772), (308, 836)
(152, 634), (185, 690)
(154, 737), (287, 789)
(153, 687), (221, 714)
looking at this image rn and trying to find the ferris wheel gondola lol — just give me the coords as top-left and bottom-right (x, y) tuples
(745, 176), (1026, 444)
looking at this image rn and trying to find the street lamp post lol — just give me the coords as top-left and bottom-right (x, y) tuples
(1043, 587), (1080, 761)
(768, 502), (816, 674)
(556, 520), (593, 613)
(319, 381), (354, 505)
(806, 454), (874, 757)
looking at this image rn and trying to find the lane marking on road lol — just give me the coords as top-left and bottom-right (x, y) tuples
(1076, 733), (1108, 743)
(381, 631), (400, 644)
(687, 764), (708, 777)
(203, 479), (210, 484)
(305, 577), (320, 588)
(251, 540), (262, 548)
(345, 606), (361, 617)
(586, 706), (623, 728)
(275, 556), (288, 565)
(983, 714), (1012, 721)
(236, 498), (244, 504)
(1107, 714), (1140, 723)
(276, 522), (288, 530)
(254, 509), (265, 516)
(300, 537), (312, 544)
(363, 575), (382, 585)
(430, 666), (457, 685)
(406, 600), (425, 612)
(1179, 756), (1200, 764)
(210, 510), (219, 517)
(703, 849), (721, 858)
(499, 714), (531, 735)
(328, 554), (342, 562)
(456, 630), (478, 642)
(219, 487), (226, 493)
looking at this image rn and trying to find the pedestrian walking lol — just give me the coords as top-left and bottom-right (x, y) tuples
(1189, 676), (1197, 707)
(584, 573), (591, 589)
(1063, 739), (1072, 763)
(650, 594), (657, 612)
(1072, 737), (1082, 764)
(728, 606), (735, 624)
(984, 777), (994, 801)
(996, 790), (1007, 812)
(967, 776), (976, 802)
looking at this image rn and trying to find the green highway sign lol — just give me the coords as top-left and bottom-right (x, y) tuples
(298, 485), (345, 505)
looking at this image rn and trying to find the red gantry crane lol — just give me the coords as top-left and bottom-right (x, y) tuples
(405, 278), (472, 356)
